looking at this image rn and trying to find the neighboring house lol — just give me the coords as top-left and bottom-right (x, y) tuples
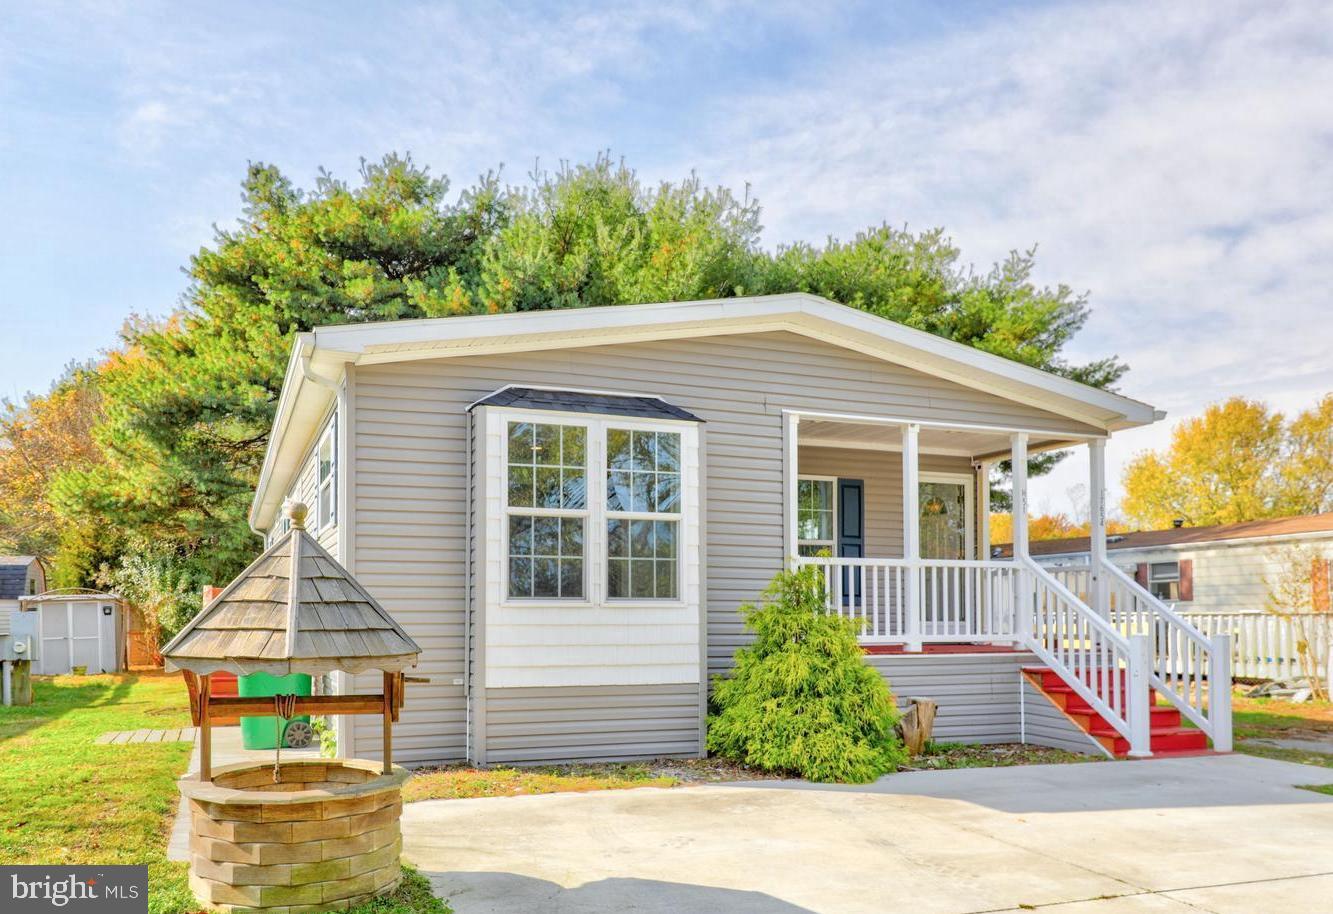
(0, 556), (46, 638)
(996, 513), (1333, 614)
(247, 293), (1230, 765)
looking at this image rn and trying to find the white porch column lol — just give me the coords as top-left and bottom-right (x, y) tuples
(1088, 438), (1108, 616)
(1010, 433), (1030, 642)
(784, 413), (800, 568)
(902, 423), (921, 651)
(975, 461), (991, 560)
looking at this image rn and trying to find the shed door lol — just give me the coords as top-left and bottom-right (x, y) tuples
(41, 603), (71, 675)
(71, 602), (104, 673)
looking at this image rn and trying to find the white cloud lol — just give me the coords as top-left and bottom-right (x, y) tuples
(679, 0), (1333, 517)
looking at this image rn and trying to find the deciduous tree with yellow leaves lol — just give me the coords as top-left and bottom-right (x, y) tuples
(1122, 395), (1333, 529)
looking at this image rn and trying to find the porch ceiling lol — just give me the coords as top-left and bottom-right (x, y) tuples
(798, 418), (1083, 459)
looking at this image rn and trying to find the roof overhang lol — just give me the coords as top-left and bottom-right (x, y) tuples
(250, 293), (1162, 531)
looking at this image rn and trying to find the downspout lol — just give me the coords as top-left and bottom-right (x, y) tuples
(463, 407), (473, 761)
(300, 342), (341, 392)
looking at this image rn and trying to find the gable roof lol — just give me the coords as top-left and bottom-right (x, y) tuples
(995, 513), (1333, 559)
(251, 293), (1162, 530)
(162, 506), (420, 676)
(0, 556), (40, 600)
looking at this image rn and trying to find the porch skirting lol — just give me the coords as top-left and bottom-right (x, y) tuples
(864, 651), (1102, 755)
(481, 683), (704, 765)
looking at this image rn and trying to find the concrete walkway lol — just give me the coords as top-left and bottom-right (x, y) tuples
(167, 725), (321, 862)
(402, 754), (1333, 914)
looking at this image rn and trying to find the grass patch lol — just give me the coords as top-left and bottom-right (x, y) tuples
(348, 865), (450, 914)
(404, 762), (677, 802)
(0, 672), (194, 914)
(1298, 784), (1333, 797)
(905, 742), (1099, 770)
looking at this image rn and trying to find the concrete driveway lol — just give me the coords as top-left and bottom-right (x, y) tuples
(403, 755), (1333, 914)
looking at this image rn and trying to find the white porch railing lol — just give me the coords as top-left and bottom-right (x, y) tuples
(800, 554), (1234, 755)
(796, 556), (1019, 644)
(1023, 559), (1147, 753)
(1049, 561), (1233, 752)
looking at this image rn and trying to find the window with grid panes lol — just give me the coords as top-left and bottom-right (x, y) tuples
(606, 428), (681, 599)
(506, 421), (587, 599)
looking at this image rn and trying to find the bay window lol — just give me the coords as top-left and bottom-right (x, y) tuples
(500, 414), (690, 604)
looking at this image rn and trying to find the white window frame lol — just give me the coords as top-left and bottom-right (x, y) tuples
(503, 419), (591, 603)
(495, 408), (696, 610)
(796, 475), (838, 557)
(605, 426), (685, 603)
(315, 416), (337, 532)
(919, 471), (975, 559)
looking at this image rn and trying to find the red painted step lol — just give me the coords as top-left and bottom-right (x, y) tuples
(1022, 665), (1212, 758)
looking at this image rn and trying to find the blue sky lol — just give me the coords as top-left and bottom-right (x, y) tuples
(2, 0), (1330, 515)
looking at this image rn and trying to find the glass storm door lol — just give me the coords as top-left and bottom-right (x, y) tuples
(919, 478), (972, 635)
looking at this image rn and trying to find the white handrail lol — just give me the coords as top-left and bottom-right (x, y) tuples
(1100, 560), (1231, 750)
(1020, 558), (1149, 754)
(795, 556), (1020, 645)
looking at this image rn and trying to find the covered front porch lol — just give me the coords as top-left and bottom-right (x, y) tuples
(782, 409), (1235, 757)
(783, 409), (1101, 651)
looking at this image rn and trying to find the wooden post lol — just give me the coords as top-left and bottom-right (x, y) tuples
(199, 674), (213, 782)
(11, 660), (32, 706)
(382, 672), (394, 775)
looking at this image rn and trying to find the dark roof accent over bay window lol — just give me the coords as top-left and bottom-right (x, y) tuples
(471, 386), (703, 423)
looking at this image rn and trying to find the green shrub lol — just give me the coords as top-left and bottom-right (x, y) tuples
(707, 563), (906, 783)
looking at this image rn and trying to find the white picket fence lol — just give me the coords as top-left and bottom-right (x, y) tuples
(1176, 611), (1333, 692)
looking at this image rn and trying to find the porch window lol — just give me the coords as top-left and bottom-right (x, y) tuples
(797, 477), (836, 557)
(506, 421), (587, 599)
(607, 429), (680, 599)
(315, 416), (337, 531)
(1148, 561), (1180, 601)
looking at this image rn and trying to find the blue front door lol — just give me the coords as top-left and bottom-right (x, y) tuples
(838, 479), (864, 602)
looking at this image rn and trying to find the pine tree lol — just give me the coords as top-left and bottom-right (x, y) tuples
(708, 563), (906, 783)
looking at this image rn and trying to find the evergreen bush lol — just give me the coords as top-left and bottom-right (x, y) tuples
(707, 563), (907, 783)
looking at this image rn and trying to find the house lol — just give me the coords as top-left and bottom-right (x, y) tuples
(0, 556), (46, 637)
(995, 513), (1333, 614)
(247, 293), (1231, 765)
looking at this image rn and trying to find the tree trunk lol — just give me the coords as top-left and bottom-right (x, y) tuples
(898, 697), (937, 756)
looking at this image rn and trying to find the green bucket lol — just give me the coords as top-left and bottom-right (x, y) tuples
(237, 672), (312, 750)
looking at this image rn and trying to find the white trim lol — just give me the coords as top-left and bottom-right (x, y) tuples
(1011, 433), (1030, 560)
(783, 408), (1108, 440)
(784, 413), (799, 566)
(919, 471), (976, 560)
(796, 475), (838, 555)
(976, 462), (992, 561)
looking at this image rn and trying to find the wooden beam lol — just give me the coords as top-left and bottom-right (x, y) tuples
(382, 672), (394, 775)
(199, 674), (212, 783)
(206, 694), (387, 717)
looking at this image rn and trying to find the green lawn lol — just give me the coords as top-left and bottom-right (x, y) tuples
(1228, 688), (1333, 780)
(0, 673), (449, 914)
(404, 763), (678, 802)
(0, 672), (196, 914)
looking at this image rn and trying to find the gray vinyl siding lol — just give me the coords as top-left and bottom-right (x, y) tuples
(347, 330), (1098, 763)
(483, 684), (701, 764)
(865, 652), (1102, 754)
(797, 446), (972, 558)
(1019, 678), (1107, 756)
